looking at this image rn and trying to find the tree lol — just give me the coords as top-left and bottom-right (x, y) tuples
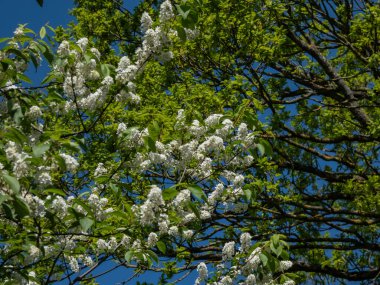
(0, 0), (379, 284)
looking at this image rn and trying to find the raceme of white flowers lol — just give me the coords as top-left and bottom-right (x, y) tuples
(0, 1), (295, 285)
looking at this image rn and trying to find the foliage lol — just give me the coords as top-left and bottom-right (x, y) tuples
(2, 0), (380, 284)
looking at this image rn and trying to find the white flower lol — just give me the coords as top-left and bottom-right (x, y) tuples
(220, 276), (233, 285)
(279, 260), (293, 271)
(245, 274), (256, 285)
(208, 183), (224, 205)
(158, 214), (169, 234)
(94, 162), (107, 177)
(198, 135), (224, 153)
(121, 235), (131, 248)
(13, 26), (24, 36)
(173, 189), (191, 207)
(76, 37), (88, 51)
(159, 0), (175, 23)
(222, 241), (235, 260)
(147, 185), (164, 206)
(233, 174), (245, 187)
(60, 153), (79, 172)
(90, 47), (101, 59)
(68, 256), (80, 272)
(116, 123), (127, 136)
(205, 114), (223, 128)
(51, 196), (68, 218)
(198, 157), (213, 177)
(29, 245), (40, 260)
(26, 106), (42, 119)
(147, 232), (158, 247)
(141, 12), (153, 33)
(57, 40), (70, 57)
(283, 281), (295, 285)
(37, 170), (52, 186)
(240, 232), (251, 252)
(200, 210), (211, 220)
(83, 255), (94, 267)
(195, 262), (208, 284)
(97, 239), (109, 251)
(168, 226), (179, 236)
(189, 120), (206, 136)
(108, 237), (118, 251)
(183, 230), (194, 239)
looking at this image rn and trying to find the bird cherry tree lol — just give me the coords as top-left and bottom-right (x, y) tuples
(0, 1), (296, 284)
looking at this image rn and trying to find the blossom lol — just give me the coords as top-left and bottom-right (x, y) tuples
(13, 26), (24, 36)
(245, 274), (256, 285)
(159, 0), (175, 23)
(195, 262), (208, 284)
(83, 256), (94, 267)
(147, 232), (158, 247)
(205, 114), (223, 128)
(28, 245), (40, 260)
(60, 153), (79, 172)
(68, 256), (80, 272)
(183, 230), (194, 239)
(222, 241), (235, 260)
(220, 276), (233, 285)
(279, 260), (293, 271)
(76, 37), (88, 51)
(141, 12), (153, 33)
(57, 40), (70, 57)
(240, 232), (251, 252)
(26, 106), (42, 119)
(97, 239), (109, 251)
(283, 281), (295, 285)
(168, 226), (179, 236)
(116, 123), (127, 136)
(51, 196), (68, 218)
(94, 162), (107, 177)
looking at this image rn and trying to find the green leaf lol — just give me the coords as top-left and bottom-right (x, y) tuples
(270, 242), (282, 257)
(43, 48), (54, 64)
(259, 253), (268, 266)
(256, 143), (265, 156)
(125, 250), (133, 262)
(36, 0), (43, 7)
(6, 48), (28, 62)
(13, 196), (30, 218)
(4, 127), (28, 145)
(100, 64), (110, 76)
(272, 234), (280, 246)
(257, 139), (272, 156)
(156, 241), (167, 254)
(146, 250), (159, 264)
(2, 203), (14, 220)
(243, 187), (252, 201)
(32, 142), (50, 157)
(162, 186), (179, 200)
(144, 136), (156, 152)
(148, 121), (160, 141)
(2, 174), (20, 194)
(79, 217), (94, 232)
(17, 73), (32, 84)
(187, 201), (201, 219)
(187, 184), (207, 201)
(43, 188), (66, 196)
(39, 26), (46, 39)
(176, 27), (187, 42)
